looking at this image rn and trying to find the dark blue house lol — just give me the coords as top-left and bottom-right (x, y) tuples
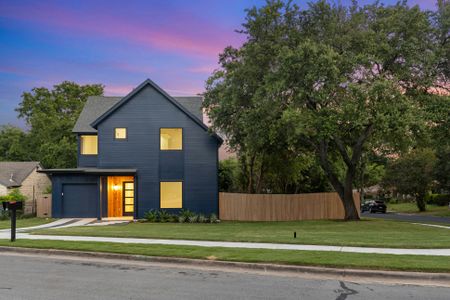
(42, 79), (222, 219)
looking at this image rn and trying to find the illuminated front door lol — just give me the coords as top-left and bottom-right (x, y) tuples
(122, 181), (134, 216)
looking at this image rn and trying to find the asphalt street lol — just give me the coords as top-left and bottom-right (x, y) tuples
(0, 253), (449, 300)
(361, 211), (450, 224)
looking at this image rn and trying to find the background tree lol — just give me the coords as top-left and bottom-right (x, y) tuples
(0, 125), (31, 161)
(383, 148), (437, 211)
(204, 0), (449, 220)
(14, 81), (103, 168)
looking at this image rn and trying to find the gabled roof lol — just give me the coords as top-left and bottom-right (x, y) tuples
(73, 96), (122, 133)
(0, 161), (41, 188)
(89, 79), (223, 144)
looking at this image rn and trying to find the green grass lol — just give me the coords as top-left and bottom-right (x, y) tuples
(33, 218), (450, 249)
(388, 203), (450, 217)
(0, 218), (54, 230)
(0, 239), (448, 273)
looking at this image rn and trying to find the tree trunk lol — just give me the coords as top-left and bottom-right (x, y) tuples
(416, 193), (426, 212)
(247, 154), (256, 193)
(342, 172), (360, 220)
(317, 139), (360, 221)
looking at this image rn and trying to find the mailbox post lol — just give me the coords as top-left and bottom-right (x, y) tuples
(2, 201), (23, 242)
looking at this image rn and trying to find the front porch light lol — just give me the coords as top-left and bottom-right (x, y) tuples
(112, 184), (120, 191)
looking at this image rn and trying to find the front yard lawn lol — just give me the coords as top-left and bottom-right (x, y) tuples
(33, 218), (450, 249)
(388, 203), (450, 217)
(0, 218), (53, 230)
(0, 239), (449, 273)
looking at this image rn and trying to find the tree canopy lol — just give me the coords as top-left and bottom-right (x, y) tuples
(204, 0), (449, 219)
(0, 81), (103, 168)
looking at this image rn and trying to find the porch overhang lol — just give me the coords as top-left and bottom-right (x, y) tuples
(38, 168), (137, 175)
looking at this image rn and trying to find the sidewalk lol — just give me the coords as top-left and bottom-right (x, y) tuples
(1, 231), (449, 256)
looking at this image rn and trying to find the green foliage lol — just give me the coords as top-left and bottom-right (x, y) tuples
(204, 0), (449, 219)
(425, 194), (450, 206)
(143, 209), (158, 222)
(218, 158), (239, 192)
(143, 209), (219, 223)
(6, 81), (104, 168)
(0, 189), (27, 202)
(383, 148), (437, 211)
(0, 125), (31, 161)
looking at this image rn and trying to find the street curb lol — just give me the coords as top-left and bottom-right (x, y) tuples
(1, 246), (449, 284)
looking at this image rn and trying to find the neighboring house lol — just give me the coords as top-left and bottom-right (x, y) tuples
(0, 161), (51, 214)
(41, 79), (223, 219)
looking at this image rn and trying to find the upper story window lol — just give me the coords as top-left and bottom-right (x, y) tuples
(115, 128), (127, 140)
(160, 128), (182, 150)
(80, 135), (98, 155)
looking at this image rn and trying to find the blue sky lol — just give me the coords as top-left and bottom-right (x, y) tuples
(0, 0), (438, 127)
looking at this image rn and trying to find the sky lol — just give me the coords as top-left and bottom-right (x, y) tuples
(0, 0), (438, 127)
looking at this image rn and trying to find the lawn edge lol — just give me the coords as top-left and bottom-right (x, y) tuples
(1, 245), (450, 285)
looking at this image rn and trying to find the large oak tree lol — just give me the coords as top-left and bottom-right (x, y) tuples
(204, 0), (449, 219)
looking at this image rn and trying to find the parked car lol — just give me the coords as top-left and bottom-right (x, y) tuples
(361, 200), (387, 213)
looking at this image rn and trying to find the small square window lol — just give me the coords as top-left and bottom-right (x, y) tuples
(115, 128), (127, 139)
(160, 128), (182, 150)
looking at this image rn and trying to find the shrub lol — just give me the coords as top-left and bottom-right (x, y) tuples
(159, 210), (172, 223)
(0, 189), (27, 202)
(179, 209), (194, 223)
(188, 214), (198, 223)
(426, 194), (450, 206)
(197, 214), (207, 223)
(209, 213), (219, 223)
(144, 209), (158, 222)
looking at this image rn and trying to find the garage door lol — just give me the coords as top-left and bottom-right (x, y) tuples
(62, 183), (98, 218)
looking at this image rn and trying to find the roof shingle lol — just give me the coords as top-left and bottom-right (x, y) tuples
(0, 161), (41, 187)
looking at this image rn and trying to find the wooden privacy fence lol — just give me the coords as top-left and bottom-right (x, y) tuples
(219, 192), (360, 221)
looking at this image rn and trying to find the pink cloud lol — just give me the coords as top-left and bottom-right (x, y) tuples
(187, 65), (219, 74)
(0, 2), (243, 58)
(104, 84), (135, 96)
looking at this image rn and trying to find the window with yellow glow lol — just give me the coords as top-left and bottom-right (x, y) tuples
(160, 182), (182, 208)
(115, 128), (127, 139)
(80, 135), (98, 155)
(160, 128), (182, 150)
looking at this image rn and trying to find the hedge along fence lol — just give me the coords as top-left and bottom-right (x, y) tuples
(219, 192), (360, 221)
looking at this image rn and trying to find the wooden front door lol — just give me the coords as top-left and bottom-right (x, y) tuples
(107, 176), (134, 217)
(122, 181), (134, 216)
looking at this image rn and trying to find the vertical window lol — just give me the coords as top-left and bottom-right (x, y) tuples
(160, 128), (182, 150)
(160, 182), (182, 208)
(80, 135), (98, 155)
(123, 182), (134, 215)
(115, 128), (127, 140)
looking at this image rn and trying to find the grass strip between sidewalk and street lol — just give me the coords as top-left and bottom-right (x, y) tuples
(33, 218), (450, 249)
(0, 239), (449, 273)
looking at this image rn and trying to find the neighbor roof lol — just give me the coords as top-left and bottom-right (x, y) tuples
(0, 161), (41, 188)
(73, 91), (204, 133)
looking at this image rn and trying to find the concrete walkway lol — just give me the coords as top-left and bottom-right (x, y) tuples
(1, 232), (449, 256)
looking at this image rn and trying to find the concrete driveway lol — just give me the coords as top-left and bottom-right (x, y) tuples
(362, 211), (450, 224)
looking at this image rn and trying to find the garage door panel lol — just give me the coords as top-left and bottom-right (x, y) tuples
(62, 183), (98, 218)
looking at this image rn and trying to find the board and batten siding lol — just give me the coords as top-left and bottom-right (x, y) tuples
(96, 85), (219, 218)
(219, 192), (361, 221)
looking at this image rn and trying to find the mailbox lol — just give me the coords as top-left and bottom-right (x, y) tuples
(1, 201), (23, 242)
(2, 201), (23, 211)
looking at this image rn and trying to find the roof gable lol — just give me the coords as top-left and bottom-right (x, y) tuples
(90, 79), (223, 143)
(0, 161), (41, 187)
